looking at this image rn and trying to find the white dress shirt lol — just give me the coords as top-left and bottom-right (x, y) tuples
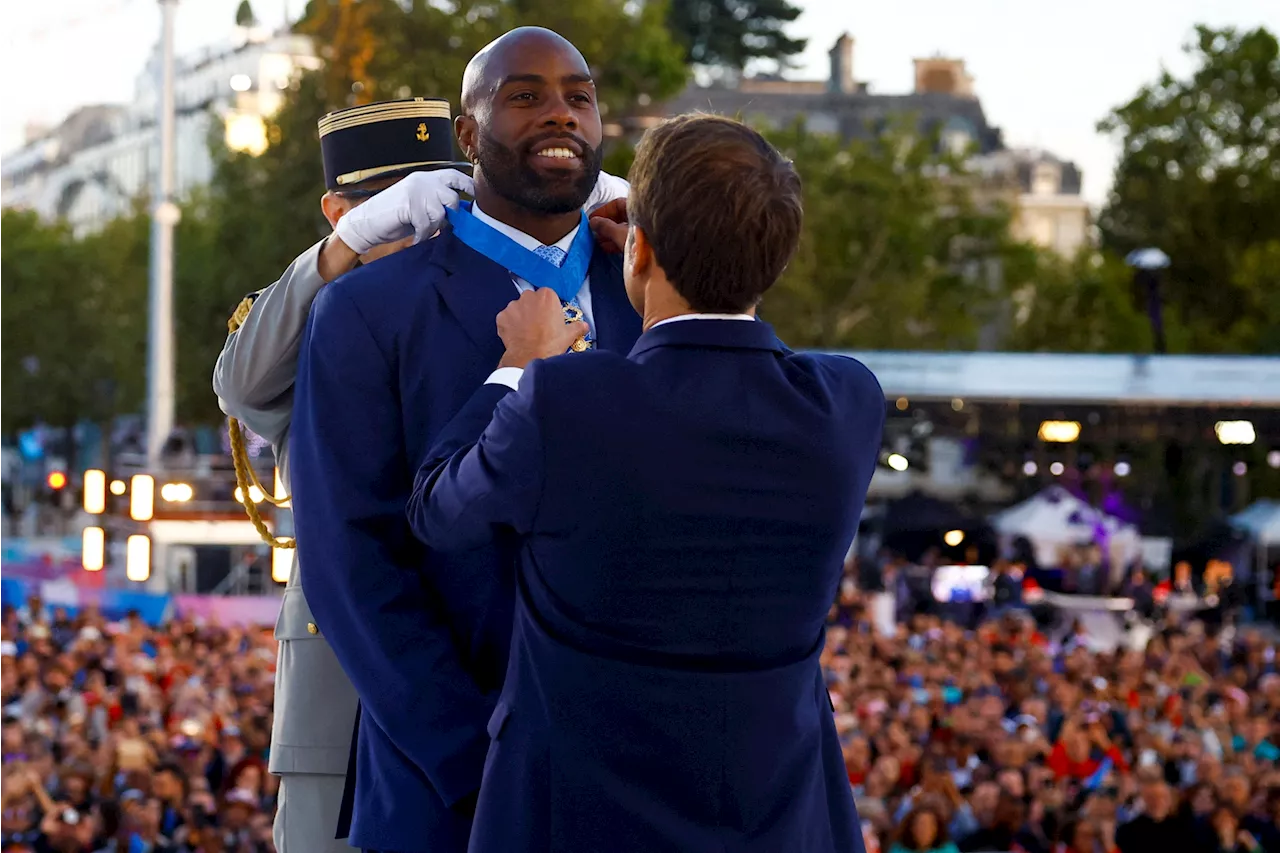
(486, 313), (756, 390)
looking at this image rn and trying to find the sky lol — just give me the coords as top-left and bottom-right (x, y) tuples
(2, 0), (1278, 207)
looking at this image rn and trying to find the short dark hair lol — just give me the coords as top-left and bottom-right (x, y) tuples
(627, 113), (802, 313)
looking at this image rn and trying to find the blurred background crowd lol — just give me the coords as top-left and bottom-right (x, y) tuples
(2, 600), (276, 853)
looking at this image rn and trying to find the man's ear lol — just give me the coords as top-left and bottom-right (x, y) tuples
(320, 192), (348, 230)
(628, 225), (653, 277)
(455, 115), (476, 164)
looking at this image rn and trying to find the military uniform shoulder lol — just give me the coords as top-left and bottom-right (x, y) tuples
(227, 289), (265, 334)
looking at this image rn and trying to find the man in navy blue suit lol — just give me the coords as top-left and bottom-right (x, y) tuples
(288, 27), (642, 853)
(408, 113), (884, 853)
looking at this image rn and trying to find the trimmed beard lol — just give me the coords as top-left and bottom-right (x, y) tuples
(474, 130), (602, 215)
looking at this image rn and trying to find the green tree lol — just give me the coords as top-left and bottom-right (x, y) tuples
(295, 0), (688, 117)
(235, 0), (257, 28)
(1097, 24), (1280, 353)
(0, 209), (149, 433)
(666, 0), (806, 70)
(759, 120), (1032, 350)
(77, 207), (151, 421)
(1002, 249), (1156, 353)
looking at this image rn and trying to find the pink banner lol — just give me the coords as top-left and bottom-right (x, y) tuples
(174, 594), (281, 626)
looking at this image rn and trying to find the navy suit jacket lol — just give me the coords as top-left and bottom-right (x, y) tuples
(407, 318), (884, 853)
(288, 225), (641, 852)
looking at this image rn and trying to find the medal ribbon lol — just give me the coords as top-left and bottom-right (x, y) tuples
(445, 203), (592, 303)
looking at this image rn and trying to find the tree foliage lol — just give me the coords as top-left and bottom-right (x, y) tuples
(0, 209), (148, 432)
(235, 0), (257, 28)
(759, 120), (1035, 351)
(1002, 249), (1155, 353)
(666, 0), (806, 71)
(1097, 24), (1280, 353)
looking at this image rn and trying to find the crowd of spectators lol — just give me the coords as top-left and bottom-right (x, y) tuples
(1, 598), (277, 853)
(2, 567), (1278, 853)
(827, 568), (1280, 853)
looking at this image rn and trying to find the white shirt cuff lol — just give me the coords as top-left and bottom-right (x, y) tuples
(485, 366), (524, 390)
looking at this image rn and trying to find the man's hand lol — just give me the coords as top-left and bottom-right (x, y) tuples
(588, 198), (628, 254)
(335, 168), (474, 255)
(584, 172), (630, 213)
(496, 289), (589, 369)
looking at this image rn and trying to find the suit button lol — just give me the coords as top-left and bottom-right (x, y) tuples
(306, 622), (319, 635)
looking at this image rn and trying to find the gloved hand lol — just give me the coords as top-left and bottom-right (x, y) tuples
(584, 171), (630, 213)
(335, 168), (629, 255)
(334, 168), (474, 254)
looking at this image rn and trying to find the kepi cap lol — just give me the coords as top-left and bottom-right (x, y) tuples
(318, 97), (471, 190)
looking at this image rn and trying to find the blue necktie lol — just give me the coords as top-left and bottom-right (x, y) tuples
(532, 244), (594, 351)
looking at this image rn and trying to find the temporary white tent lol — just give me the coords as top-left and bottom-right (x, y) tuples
(1230, 500), (1280, 603)
(1231, 500), (1280, 547)
(991, 486), (1142, 570)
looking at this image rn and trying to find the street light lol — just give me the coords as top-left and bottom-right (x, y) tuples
(1215, 420), (1256, 445)
(1125, 248), (1171, 355)
(225, 112), (268, 155)
(147, 0), (180, 467)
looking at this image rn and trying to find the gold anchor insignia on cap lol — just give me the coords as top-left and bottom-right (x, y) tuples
(416, 123), (430, 142)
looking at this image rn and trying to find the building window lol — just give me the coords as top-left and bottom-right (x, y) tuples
(1031, 162), (1061, 196)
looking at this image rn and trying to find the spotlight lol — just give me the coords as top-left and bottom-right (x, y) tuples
(1232, 461), (1248, 477)
(1114, 461), (1131, 477)
(943, 529), (965, 547)
(886, 453), (909, 472)
(1215, 421), (1255, 446)
(1267, 450), (1280, 469)
(1022, 461), (1038, 476)
(1038, 421), (1081, 443)
(1049, 462), (1065, 476)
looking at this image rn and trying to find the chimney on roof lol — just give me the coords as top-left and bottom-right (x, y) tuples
(828, 33), (855, 95)
(912, 57), (975, 98)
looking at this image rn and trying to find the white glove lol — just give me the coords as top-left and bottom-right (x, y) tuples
(334, 168), (474, 254)
(584, 171), (630, 213)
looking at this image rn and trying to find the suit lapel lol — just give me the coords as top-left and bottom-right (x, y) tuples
(431, 227), (521, 357)
(587, 249), (642, 354)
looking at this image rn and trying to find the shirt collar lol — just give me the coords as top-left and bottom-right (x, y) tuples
(471, 203), (579, 253)
(649, 313), (756, 330)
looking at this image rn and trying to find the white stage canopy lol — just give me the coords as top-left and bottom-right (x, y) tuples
(992, 486), (1142, 570)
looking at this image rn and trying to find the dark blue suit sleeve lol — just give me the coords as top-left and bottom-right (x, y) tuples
(290, 285), (491, 807)
(407, 365), (546, 552)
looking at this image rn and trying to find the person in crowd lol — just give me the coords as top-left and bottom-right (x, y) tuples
(890, 805), (960, 853)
